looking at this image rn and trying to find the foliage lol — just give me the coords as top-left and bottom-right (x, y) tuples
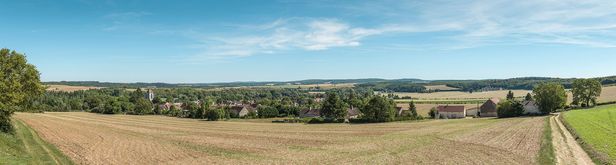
(361, 96), (396, 122)
(0, 49), (44, 133)
(506, 90), (514, 100)
(428, 107), (437, 119)
(533, 83), (567, 114)
(258, 105), (279, 118)
(320, 92), (347, 119)
(571, 79), (602, 107)
(525, 93), (533, 101)
(496, 100), (524, 118)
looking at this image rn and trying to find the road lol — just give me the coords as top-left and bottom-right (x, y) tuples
(550, 113), (593, 165)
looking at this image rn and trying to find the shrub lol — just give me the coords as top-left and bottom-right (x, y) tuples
(497, 100), (524, 118)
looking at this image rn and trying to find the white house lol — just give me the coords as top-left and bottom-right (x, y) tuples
(437, 105), (466, 119)
(522, 101), (541, 115)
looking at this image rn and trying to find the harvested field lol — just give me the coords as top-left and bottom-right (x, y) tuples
(393, 90), (531, 100)
(395, 103), (479, 117)
(15, 112), (546, 164)
(566, 86), (616, 104)
(424, 85), (459, 91)
(46, 85), (102, 92)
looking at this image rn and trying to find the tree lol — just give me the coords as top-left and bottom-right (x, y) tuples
(533, 83), (567, 114)
(206, 108), (221, 121)
(506, 90), (514, 100)
(572, 79), (602, 107)
(258, 105), (279, 118)
(130, 88), (145, 103)
(0, 49), (44, 133)
(361, 96), (395, 122)
(409, 101), (418, 118)
(525, 93), (533, 101)
(496, 100), (524, 118)
(320, 92), (346, 119)
(428, 107), (437, 119)
(133, 98), (153, 115)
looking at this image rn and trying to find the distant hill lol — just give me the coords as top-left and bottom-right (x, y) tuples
(45, 76), (616, 92)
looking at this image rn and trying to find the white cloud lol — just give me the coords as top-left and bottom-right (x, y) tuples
(192, 0), (616, 59)
(192, 18), (386, 60)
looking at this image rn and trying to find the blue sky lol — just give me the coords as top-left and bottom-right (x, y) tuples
(1, 0), (616, 83)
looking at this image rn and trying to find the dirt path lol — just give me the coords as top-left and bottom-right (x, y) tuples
(550, 113), (593, 165)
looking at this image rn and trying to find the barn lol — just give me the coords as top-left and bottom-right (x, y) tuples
(437, 105), (466, 119)
(480, 98), (500, 117)
(522, 100), (541, 115)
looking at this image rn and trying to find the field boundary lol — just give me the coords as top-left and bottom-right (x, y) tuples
(560, 111), (610, 164)
(537, 116), (555, 164)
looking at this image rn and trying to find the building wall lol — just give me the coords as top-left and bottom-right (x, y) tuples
(466, 109), (479, 117)
(524, 105), (540, 114)
(480, 102), (497, 117)
(439, 111), (466, 119)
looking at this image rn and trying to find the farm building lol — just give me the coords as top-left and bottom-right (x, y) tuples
(299, 108), (321, 118)
(229, 105), (255, 117)
(346, 107), (361, 119)
(480, 98), (500, 117)
(395, 106), (408, 116)
(466, 107), (479, 117)
(522, 100), (541, 115)
(437, 105), (466, 119)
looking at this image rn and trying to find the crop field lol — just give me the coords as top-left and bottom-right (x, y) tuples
(563, 104), (616, 164)
(15, 112), (545, 164)
(424, 85), (459, 91)
(392, 90), (532, 100)
(46, 85), (102, 92)
(395, 103), (479, 117)
(0, 119), (73, 164)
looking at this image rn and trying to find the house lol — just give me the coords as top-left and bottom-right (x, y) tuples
(437, 105), (466, 119)
(299, 108), (321, 118)
(159, 102), (182, 111)
(480, 98), (500, 117)
(229, 105), (254, 117)
(346, 107), (361, 119)
(522, 100), (541, 115)
(466, 107), (479, 117)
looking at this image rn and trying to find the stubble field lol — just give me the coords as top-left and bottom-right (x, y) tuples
(15, 112), (545, 164)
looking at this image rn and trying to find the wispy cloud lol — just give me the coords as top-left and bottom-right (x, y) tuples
(187, 0), (616, 59)
(190, 18), (390, 60)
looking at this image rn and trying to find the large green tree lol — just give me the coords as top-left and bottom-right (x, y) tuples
(361, 96), (395, 122)
(571, 79), (602, 107)
(0, 49), (44, 133)
(320, 92), (346, 119)
(533, 83), (567, 114)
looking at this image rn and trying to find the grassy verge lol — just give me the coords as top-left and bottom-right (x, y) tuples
(537, 116), (555, 165)
(561, 108), (612, 164)
(0, 119), (73, 164)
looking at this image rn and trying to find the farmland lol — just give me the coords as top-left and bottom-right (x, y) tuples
(0, 119), (73, 164)
(562, 104), (616, 164)
(15, 112), (545, 164)
(46, 85), (102, 92)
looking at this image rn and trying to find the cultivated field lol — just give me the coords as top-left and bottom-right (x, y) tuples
(563, 104), (616, 164)
(46, 85), (102, 92)
(395, 103), (479, 117)
(424, 85), (459, 91)
(0, 120), (73, 164)
(15, 112), (545, 164)
(393, 90), (532, 100)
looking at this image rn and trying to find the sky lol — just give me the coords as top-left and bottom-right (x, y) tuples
(1, 0), (616, 83)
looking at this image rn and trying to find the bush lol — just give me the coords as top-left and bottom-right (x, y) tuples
(258, 106), (279, 118)
(206, 109), (221, 121)
(497, 100), (524, 118)
(306, 117), (344, 124)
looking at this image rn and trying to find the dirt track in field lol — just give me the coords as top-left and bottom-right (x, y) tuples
(15, 112), (546, 164)
(550, 114), (593, 165)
